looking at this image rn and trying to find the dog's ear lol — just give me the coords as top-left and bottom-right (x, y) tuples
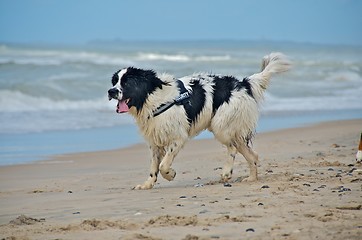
(121, 68), (167, 112)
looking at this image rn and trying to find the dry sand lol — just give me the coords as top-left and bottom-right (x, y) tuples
(1, 119), (361, 240)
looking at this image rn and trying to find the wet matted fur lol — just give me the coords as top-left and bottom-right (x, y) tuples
(108, 52), (291, 189)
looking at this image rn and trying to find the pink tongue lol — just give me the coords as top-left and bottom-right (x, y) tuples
(117, 100), (129, 113)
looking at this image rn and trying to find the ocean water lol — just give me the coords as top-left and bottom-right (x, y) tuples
(1, 40), (361, 165)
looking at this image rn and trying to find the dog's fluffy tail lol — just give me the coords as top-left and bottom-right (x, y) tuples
(249, 52), (291, 103)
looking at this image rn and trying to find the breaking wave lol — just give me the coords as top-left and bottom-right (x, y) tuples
(137, 52), (231, 62)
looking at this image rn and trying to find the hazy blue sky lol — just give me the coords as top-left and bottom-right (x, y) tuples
(0, 0), (361, 45)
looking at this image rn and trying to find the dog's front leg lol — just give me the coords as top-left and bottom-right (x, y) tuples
(134, 145), (165, 190)
(159, 141), (183, 181)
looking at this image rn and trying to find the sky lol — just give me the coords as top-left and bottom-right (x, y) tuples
(0, 0), (361, 46)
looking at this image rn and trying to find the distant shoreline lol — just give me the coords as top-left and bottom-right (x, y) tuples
(2, 38), (362, 49)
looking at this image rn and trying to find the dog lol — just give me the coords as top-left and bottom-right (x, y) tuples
(108, 52), (291, 189)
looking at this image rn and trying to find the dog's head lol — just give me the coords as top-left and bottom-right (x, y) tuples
(108, 67), (167, 114)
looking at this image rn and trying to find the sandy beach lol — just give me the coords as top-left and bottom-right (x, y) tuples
(1, 119), (361, 240)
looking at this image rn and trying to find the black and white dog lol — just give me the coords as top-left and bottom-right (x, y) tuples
(108, 53), (291, 189)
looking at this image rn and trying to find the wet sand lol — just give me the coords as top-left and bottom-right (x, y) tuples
(1, 119), (361, 240)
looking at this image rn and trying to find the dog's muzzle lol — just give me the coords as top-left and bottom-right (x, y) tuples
(108, 88), (119, 100)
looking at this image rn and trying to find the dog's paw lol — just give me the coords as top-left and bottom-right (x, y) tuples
(221, 169), (233, 182)
(242, 176), (258, 182)
(161, 168), (176, 181)
(221, 175), (232, 183)
(133, 182), (154, 190)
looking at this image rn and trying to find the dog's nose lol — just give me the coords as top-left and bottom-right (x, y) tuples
(108, 88), (119, 100)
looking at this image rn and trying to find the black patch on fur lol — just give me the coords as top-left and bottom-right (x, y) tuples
(119, 67), (168, 112)
(212, 76), (233, 113)
(236, 77), (254, 99)
(183, 80), (206, 124)
(212, 75), (254, 114)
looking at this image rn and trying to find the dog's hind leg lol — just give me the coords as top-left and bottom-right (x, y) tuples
(236, 142), (259, 182)
(134, 146), (165, 190)
(221, 144), (238, 182)
(159, 141), (184, 181)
